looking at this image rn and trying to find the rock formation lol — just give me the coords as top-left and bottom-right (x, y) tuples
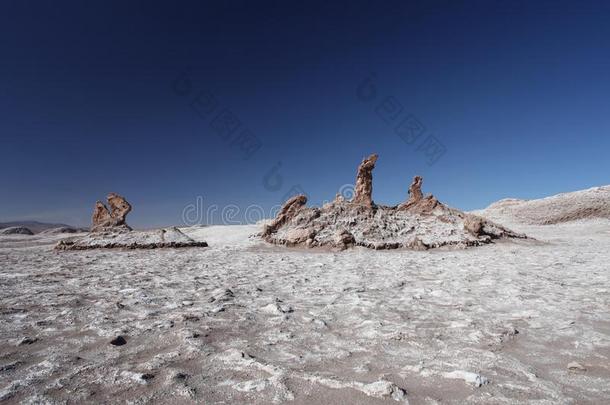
(398, 176), (441, 214)
(352, 154), (378, 207)
(92, 202), (112, 229)
(334, 229), (356, 250)
(262, 154), (526, 250)
(108, 193), (132, 222)
(262, 194), (308, 238)
(91, 193), (132, 232)
(408, 176), (423, 202)
(463, 214), (484, 236)
(57, 195), (207, 250)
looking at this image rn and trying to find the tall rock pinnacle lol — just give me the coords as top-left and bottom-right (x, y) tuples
(352, 153), (378, 207)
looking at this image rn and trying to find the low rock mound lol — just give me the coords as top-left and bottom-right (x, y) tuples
(475, 186), (610, 225)
(263, 154), (525, 250)
(55, 227), (208, 250)
(0, 227), (34, 236)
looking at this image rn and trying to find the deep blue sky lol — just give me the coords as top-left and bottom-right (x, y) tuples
(2, 0), (609, 227)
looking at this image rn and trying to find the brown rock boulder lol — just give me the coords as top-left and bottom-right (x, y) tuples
(463, 214), (485, 236)
(284, 228), (316, 245)
(352, 154), (378, 207)
(334, 229), (356, 249)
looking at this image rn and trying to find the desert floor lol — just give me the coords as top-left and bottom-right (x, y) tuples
(1, 220), (609, 404)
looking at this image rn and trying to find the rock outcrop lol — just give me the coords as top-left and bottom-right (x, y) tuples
(57, 194), (207, 250)
(92, 202), (112, 229)
(408, 175), (424, 202)
(262, 194), (308, 238)
(463, 214), (484, 236)
(398, 176), (441, 214)
(263, 154), (526, 250)
(334, 229), (356, 250)
(91, 193), (132, 232)
(352, 154), (378, 207)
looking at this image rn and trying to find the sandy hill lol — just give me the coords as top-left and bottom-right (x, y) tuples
(0, 226), (34, 235)
(473, 185), (610, 225)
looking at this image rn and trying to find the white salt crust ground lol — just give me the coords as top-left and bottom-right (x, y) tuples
(54, 227), (207, 250)
(0, 219), (609, 404)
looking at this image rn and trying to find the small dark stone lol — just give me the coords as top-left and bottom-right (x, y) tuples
(110, 336), (127, 346)
(141, 373), (155, 381)
(182, 314), (200, 322)
(18, 337), (38, 345)
(174, 372), (189, 381)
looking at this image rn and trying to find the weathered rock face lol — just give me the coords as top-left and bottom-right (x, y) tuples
(462, 213), (518, 239)
(263, 154), (526, 250)
(463, 214), (484, 236)
(352, 154), (378, 207)
(262, 194), (308, 238)
(408, 176), (423, 202)
(108, 193), (132, 222)
(91, 193), (132, 232)
(284, 228), (315, 246)
(334, 229), (356, 250)
(398, 176), (440, 214)
(92, 202), (112, 229)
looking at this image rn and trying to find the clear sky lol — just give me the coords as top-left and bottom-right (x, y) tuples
(2, 0), (609, 228)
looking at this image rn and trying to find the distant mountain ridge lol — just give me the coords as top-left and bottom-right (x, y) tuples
(0, 221), (82, 234)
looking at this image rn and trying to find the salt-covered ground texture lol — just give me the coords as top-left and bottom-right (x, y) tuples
(1, 187), (609, 404)
(54, 227), (208, 250)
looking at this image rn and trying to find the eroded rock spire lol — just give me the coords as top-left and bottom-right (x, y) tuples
(408, 175), (423, 203)
(399, 175), (440, 214)
(352, 153), (378, 207)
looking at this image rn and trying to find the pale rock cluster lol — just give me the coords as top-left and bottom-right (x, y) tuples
(263, 153), (525, 250)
